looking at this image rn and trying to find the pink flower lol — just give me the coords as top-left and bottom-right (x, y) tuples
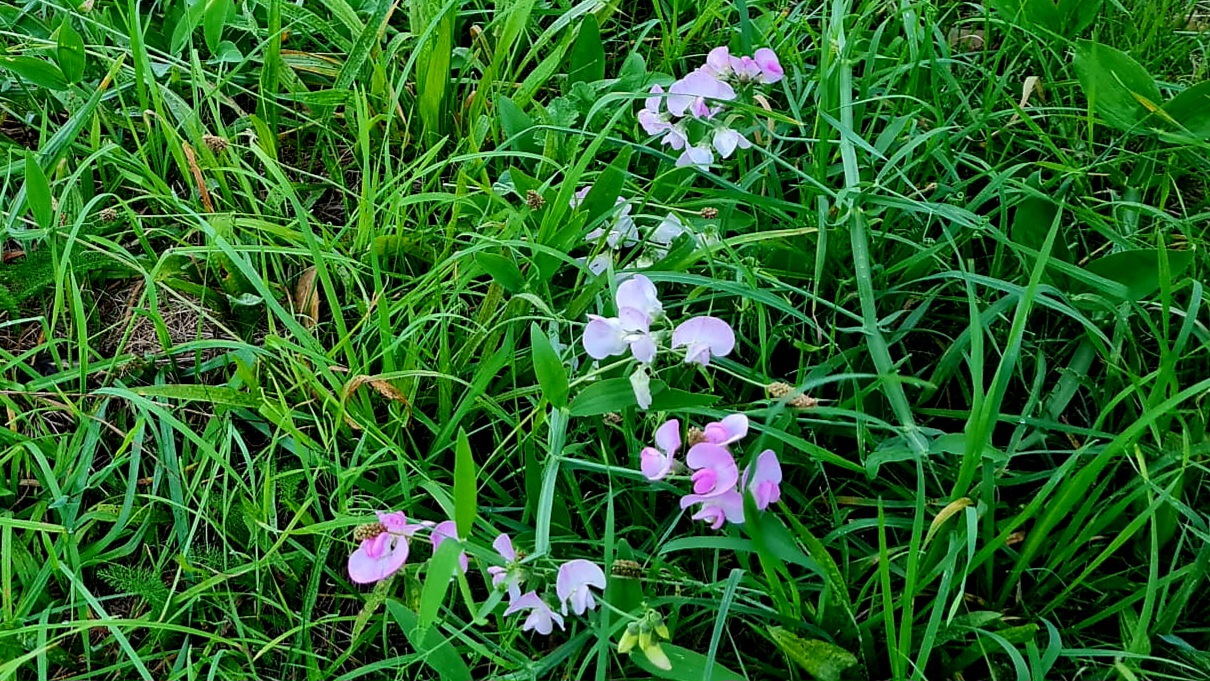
(712, 127), (752, 159)
(582, 275), (663, 363)
(685, 442), (739, 497)
(638, 84), (672, 135)
(641, 419), (681, 480)
(556, 559), (607, 616)
(703, 414), (748, 447)
(347, 511), (424, 584)
(729, 55), (764, 82)
(666, 70), (736, 118)
(430, 520), (469, 575)
(671, 316), (735, 365)
(504, 591), (565, 635)
(486, 533), (524, 601)
(753, 48), (784, 84)
(676, 143), (714, 169)
(702, 46), (734, 78)
(680, 489), (745, 529)
(743, 449), (783, 510)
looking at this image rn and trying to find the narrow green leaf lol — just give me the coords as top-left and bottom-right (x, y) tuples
(387, 601), (473, 681)
(567, 14), (605, 87)
(169, 0), (209, 55)
(23, 152), (53, 230)
(569, 378), (637, 416)
(0, 56), (68, 91)
(769, 627), (858, 681)
(453, 429), (477, 540)
(474, 252), (525, 293)
(417, 539), (462, 634)
(1058, 0), (1103, 35)
(529, 323), (569, 409)
(1073, 40), (1161, 132)
(129, 384), (261, 407)
(56, 20), (86, 84)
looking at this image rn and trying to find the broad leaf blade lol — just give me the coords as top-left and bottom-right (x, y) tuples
(568, 14), (605, 87)
(1160, 80), (1210, 138)
(1073, 40), (1161, 132)
(22, 152), (54, 230)
(387, 602), (473, 681)
(55, 20), (86, 84)
(1082, 249), (1195, 302)
(769, 627), (859, 681)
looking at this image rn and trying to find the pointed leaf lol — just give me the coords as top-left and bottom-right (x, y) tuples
(569, 377), (637, 416)
(769, 627), (858, 681)
(387, 602), (473, 681)
(1073, 40), (1161, 132)
(453, 428), (477, 539)
(1082, 249), (1194, 302)
(22, 152), (53, 230)
(0, 56), (67, 90)
(55, 20), (86, 84)
(497, 95), (540, 154)
(474, 252), (525, 293)
(1161, 80), (1210, 138)
(203, 0), (231, 54)
(530, 322), (569, 409)
(568, 14), (605, 86)
(630, 643), (743, 681)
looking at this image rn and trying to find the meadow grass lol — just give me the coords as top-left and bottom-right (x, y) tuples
(2, 0), (1210, 679)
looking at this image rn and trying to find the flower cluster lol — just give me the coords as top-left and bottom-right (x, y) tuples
(638, 414), (782, 529)
(347, 516), (606, 637)
(572, 186), (710, 274)
(639, 46), (784, 169)
(582, 274), (735, 408)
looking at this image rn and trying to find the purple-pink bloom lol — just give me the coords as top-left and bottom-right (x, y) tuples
(752, 48), (784, 84)
(639, 84), (673, 136)
(685, 442), (739, 497)
(703, 46), (733, 78)
(729, 55), (764, 82)
(487, 533), (524, 601)
(430, 521), (469, 575)
(555, 559), (607, 616)
(504, 591), (565, 635)
(712, 127), (752, 159)
(743, 449), (783, 510)
(676, 143), (715, 169)
(703, 414), (748, 447)
(641, 418), (681, 480)
(582, 275), (663, 363)
(616, 274), (663, 319)
(671, 316), (736, 365)
(667, 70), (736, 119)
(347, 511), (424, 584)
(680, 489), (745, 529)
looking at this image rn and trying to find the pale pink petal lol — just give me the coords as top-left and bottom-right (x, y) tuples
(503, 591), (544, 617)
(640, 446), (672, 480)
(746, 449), (783, 510)
(676, 144), (714, 169)
(616, 274), (662, 319)
(617, 306), (652, 334)
(493, 533), (516, 562)
(662, 126), (689, 150)
(639, 109), (671, 136)
(713, 128), (739, 158)
(654, 418), (681, 455)
(704, 46), (733, 77)
(703, 413), (748, 446)
(650, 213), (689, 246)
(556, 559), (606, 616)
(729, 55), (763, 81)
(348, 534), (409, 584)
(667, 71), (736, 117)
(582, 315), (627, 359)
(644, 84), (665, 113)
(671, 316), (735, 365)
(629, 334), (656, 364)
(753, 48), (784, 83)
(376, 511), (424, 536)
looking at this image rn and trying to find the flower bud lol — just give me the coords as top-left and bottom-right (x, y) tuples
(619, 624), (639, 654)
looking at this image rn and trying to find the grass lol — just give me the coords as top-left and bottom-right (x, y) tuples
(2, 0), (1210, 679)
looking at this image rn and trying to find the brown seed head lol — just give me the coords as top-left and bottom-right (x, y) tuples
(700, 207), (719, 219)
(790, 394), (819, 409)
(100, 207), (118, 222)
(603, 412), (622, 424)
(766, 381), (794, 398)
(611, 559), (644, 579)
(353, 522), (387, 542)
(526, 189), (546, 210)
(203, 134), (228, 154)
(687, 426), (706, 446)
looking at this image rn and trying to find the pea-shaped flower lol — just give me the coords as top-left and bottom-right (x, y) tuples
(556, 559), (607, 616)
(679, 489), (745, 530)
(685, 442), (739, 497)
(504, 592), (565, 635)
(347, 511), (424, 584)
(743, 449), (783, 510)
(640, 418), (681, 480)
(487, 533), (524, 602)
(702, 413), (748, 447)
(671, 316), (735, 366)
(582, 275), (663, 364)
